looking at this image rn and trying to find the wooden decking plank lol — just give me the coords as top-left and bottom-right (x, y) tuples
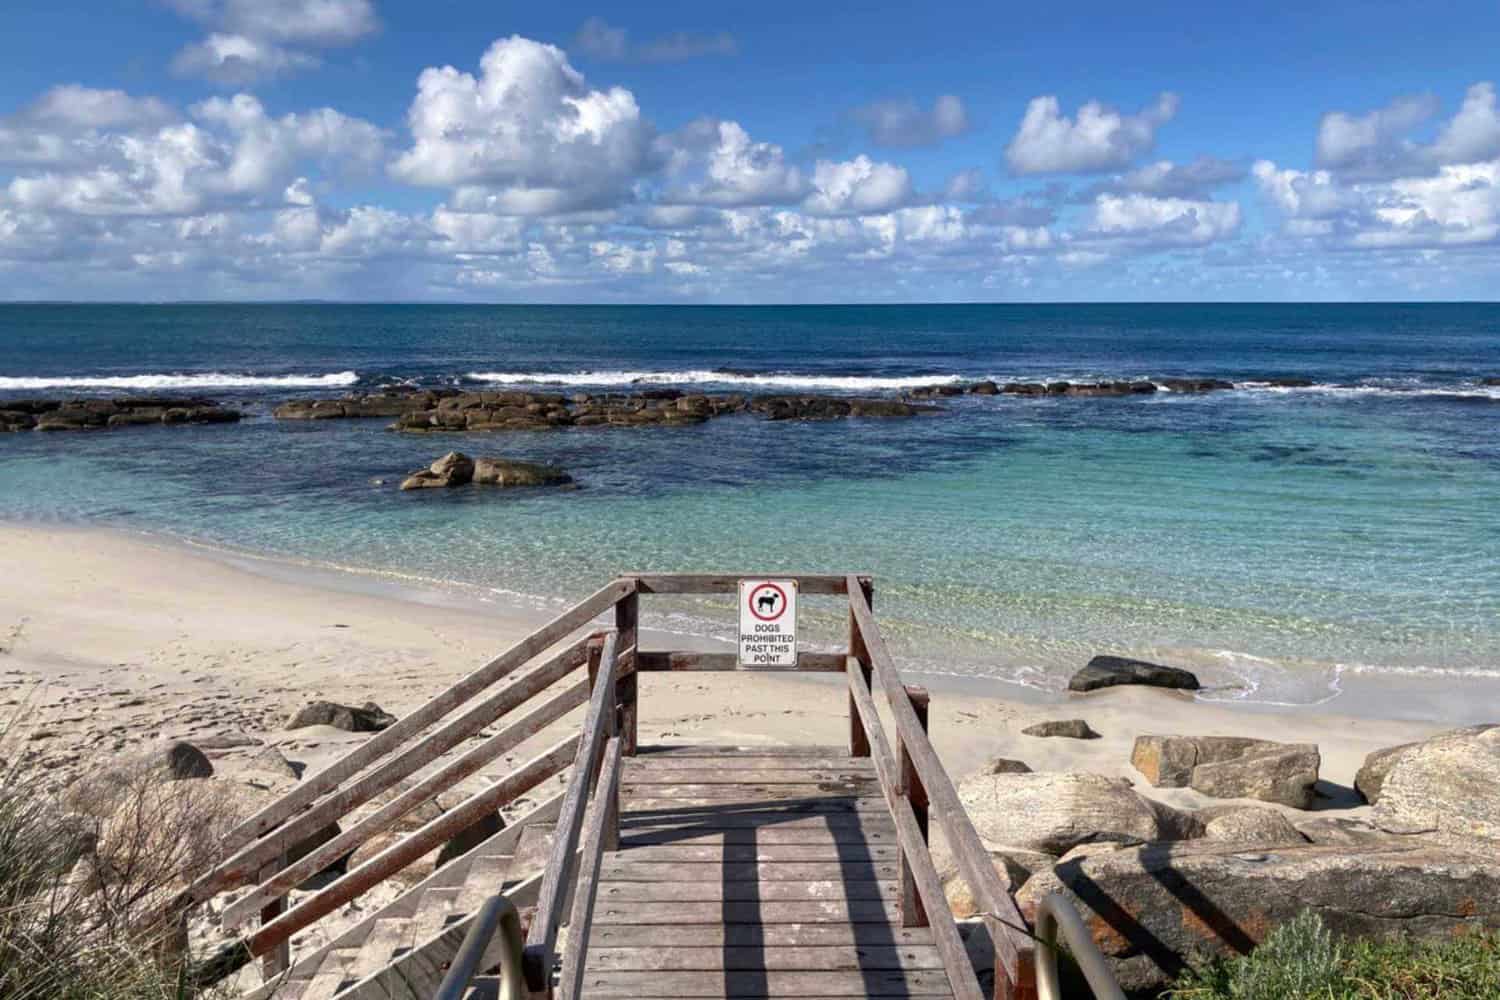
(620, 826), (896, 847)
(621, 810), (895, 828)
(592, 899), (902, 925)
(637, 745), (850, 756)
(589, 923), (937, 948)
(622, 782), (881, 799)
(596, 880), (897, 902)
(600, 860), (901, 882)
(624, 764), (876, 779)
(584, 944), (949, 972)
(610, 843), (900, 863)
(335, 917), (412, 989)
(575, 969), (955, 997)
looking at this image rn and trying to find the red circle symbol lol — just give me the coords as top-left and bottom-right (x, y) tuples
(748, 583), (789, 621)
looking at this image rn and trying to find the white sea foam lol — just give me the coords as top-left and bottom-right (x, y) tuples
(0, 370), (361, 390)
(1239, 380), (1500, 400)
(465, 369), (966, 391)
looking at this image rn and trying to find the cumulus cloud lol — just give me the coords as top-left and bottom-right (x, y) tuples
(1087, 193), (1240, 247)
(1005, 93), (1179, 175)
(1091, 156), (1245, 198)
(165, 0), (378, 84)
(574, 17), (736, 63)
(662, 120), (805, 207)
(802, 156), (914, 216)
(852, 95), (969, 148)
(391, 36), (657, 214)
(1316, 93), (1439, 176)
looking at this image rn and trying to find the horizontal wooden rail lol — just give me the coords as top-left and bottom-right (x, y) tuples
(847, 575), (1035, 1000)
(628, 573), (870, 595)
(557, 736), (623, 1000)
(222, 674), (591, 930)
(245, 733), (580, 959)
(635, 650), (846, 672)
(165, 582), (628, 918)
(525, 631), (622, 990)
(846, 660), (983, 1000)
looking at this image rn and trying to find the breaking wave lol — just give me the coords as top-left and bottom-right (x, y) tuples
(0, 370), (361, 391)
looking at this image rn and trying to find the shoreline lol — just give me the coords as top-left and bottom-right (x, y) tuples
(7, 516), (1496, 727)
(0, 518), (1475, 806)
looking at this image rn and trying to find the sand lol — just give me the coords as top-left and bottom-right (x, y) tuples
(0, 521), (1470, 981)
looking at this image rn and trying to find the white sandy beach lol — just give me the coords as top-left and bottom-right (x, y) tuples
(0, 521), (1458, 811)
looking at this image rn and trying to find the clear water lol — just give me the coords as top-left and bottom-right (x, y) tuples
(2, 303), (1498, 706)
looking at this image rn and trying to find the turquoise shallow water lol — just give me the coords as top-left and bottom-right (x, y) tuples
(2, 303), (1498, 706)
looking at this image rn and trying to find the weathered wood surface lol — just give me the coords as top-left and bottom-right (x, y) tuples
(639, 745), (852, 756)
(635, 651), (847, 672)
(847, 575), (1034, 996)
(557, 737), (623, 1000)
(576, 969), (956, 997)
(579, 745), (959, 999)
(245, 734), (578, 958)
(630, 574), (868, 595)
(222, 674), (589, 930)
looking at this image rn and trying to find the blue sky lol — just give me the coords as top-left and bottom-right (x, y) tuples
(1, 1), (1499, 301)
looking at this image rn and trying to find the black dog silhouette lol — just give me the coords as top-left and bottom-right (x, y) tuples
(756, 593), (779, 613)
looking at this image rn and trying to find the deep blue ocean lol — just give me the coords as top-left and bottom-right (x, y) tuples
(2, 303), (1498, 707)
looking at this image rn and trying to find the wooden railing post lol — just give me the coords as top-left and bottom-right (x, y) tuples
(256, 854), (290, 979)
(614, 582), (640, 755)
(898, 685), (930, 928)
(848, 577), (874, 757)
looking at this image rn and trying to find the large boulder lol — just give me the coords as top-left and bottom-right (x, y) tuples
(1372, 725), (1500, 841)
(957, 771), (1193, 856)
(472, 457), (574, 488)
(1021, 719), (1100, 740)
(1354, 723), (1496, 804)
(1017, 841), (1500, 995)
(287, 700), (397, 733)
(1068, 655), (1200, 693)
(1189, 743), (1320, 809)
(1199, 807), (1309, 846)
(1132, 735), (1320, 808)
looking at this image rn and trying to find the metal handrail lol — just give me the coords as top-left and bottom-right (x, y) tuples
(432, 893), (525, 1000)
(1034, 892), (1126, 1000)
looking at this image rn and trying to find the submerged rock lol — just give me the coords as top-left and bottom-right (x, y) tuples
(401, 451), (476, 490)
(1069, 654), (1200, 693)
(473, 457), (574, 487)
(2, 397), (240, 432)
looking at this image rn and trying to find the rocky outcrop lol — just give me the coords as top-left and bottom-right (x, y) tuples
(148, 740), (214, 780)
(401, 451), (476, 490)
(287, 700), (397, 733)
(1482, 377), (1500, 386)
(401, 452), (574, 490)
(1017, 840), (1500, 994)
(1021, 719), (1101, 740)
(1068, 655), (1200, 693)
(1132, 735), (1321, 808)
(473, 457), (574, 487)
(1159, 377), (1235, 392)
(1371, 725), (1500, 841)
(1, 397), (241, 432)
(1354, 723), (1496, 804)
(957, 771), (1196, 856)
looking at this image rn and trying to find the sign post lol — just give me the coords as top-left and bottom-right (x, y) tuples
(737, 579), (798, 667)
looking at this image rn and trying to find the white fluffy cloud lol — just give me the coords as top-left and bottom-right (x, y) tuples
(802, 156), (914, 216)
(165, 0), (377, 84)
(663, 120), (805, 207)
(1088, 193), (1241, 247)
(1006, 93), (1179, 175)
(391, 36), (657, 214)
(853, 96), (969, 148)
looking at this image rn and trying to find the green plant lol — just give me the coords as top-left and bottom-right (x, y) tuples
(1165, 911), (1500, 1000)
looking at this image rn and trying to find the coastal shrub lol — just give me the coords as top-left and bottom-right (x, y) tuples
(0, 707), (231, 999)
(1164, 910), (1500, 1000)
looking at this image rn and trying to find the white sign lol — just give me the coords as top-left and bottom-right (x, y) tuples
(738, 579), (798, 667)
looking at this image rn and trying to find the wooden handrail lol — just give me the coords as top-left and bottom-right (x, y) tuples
(846, 575), (1036, 1000)
(243, 733), (580, 960)
(524, 631), (622, 991)
(847, 660), (984, 1000)
(627, 573), (871, 595)
(221, 673), (591, 930)
(556, 736), (623, 1000)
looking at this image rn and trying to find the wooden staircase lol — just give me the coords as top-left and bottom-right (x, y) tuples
(176, 574), (1042, 999)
